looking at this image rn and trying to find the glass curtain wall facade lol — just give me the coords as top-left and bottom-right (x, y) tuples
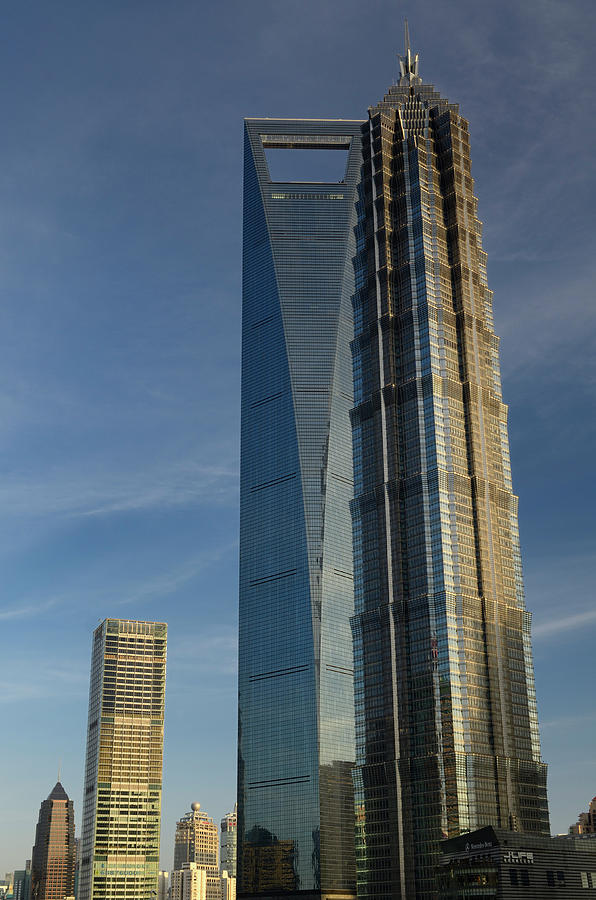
(238, 119), (363, 900)
(350, 40), (549, 898)
(220, 805), (238, 878)
(78, 619), (167, 900)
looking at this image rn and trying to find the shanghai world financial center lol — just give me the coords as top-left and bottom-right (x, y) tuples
(238, 33), (549, 900)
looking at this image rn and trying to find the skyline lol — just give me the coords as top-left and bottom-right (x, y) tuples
(1, 0), (595, 880)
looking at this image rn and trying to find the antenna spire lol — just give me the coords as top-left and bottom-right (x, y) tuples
(398, 18), (421, 84)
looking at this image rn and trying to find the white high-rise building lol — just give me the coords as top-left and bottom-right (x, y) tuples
(171, 864), (206, 900)
(158, 870), (170, 900)
(220, 871), (235, 900)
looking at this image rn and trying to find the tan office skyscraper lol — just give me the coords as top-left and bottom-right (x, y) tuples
(174, 804), (220, 900)
(30, 782), (75, 900)
(78, 618), (167, 900)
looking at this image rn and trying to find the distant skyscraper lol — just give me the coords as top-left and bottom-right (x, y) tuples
(570, 796), (596, 835)
(220, 805), (237, 878)
(78, 618), (167, 900)
(72, 842), (78, 900)
(30, 782), (75, 900)
(350, 27), (549, 898)
(158, 870), (170, 900)
(174, 804), (220, 900)
(239, 118), (363, 899)
(13, 861), (30, 900)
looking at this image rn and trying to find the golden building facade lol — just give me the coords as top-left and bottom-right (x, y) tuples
(350, 30), (549, 898)
(78, 618), (167, 900)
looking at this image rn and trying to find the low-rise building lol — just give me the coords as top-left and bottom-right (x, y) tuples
(220, 871), (235, 900)
(171, 864), (206, 900)
(439, 826), (596, 898)
(570, 796), (596, 835)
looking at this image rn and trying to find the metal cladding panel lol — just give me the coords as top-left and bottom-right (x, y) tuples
(239, 118), (363, 898)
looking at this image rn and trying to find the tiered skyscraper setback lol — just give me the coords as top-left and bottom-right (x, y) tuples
(78, 618), (167, 900)
(350, 31), (549, 898)
(30, 782), (75, 900)
(238, 119), (363, 899)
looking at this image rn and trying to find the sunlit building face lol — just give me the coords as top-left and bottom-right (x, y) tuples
(350, 34), (549, 899)
(78, 618), (167, 900)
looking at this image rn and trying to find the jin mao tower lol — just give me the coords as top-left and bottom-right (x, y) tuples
(350, 27), (549, 898)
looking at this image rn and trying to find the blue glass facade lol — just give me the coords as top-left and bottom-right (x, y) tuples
(238, 119), (363, 899)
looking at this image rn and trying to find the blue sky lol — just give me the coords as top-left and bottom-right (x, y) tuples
(1, 0), (595, 875)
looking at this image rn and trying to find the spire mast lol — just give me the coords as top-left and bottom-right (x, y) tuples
(398, 18), (420, 84)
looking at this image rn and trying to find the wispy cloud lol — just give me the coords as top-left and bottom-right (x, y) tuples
(541, 711), (596, 730)
(497, 267), (596, 390)
(116, 542), (238, 606)
(169, 625), (238, 678)
(0, 660), (88, 705)
(534, 607), (596, 640)
(0, 541), (237, 630)
(0, 598), (59, 621)
(0, 457), (238, 521)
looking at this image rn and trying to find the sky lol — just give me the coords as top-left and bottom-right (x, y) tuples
(1, 0), (595, 875)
